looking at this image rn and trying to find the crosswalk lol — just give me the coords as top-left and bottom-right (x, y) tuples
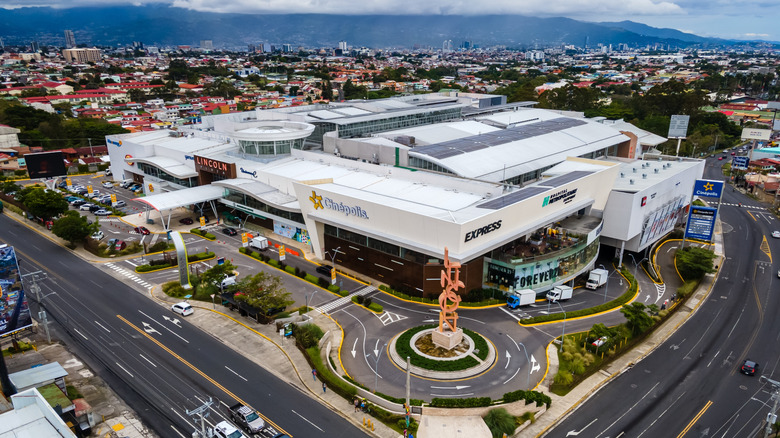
(315, 285), (377, 313)
(712, 202), (766, 210)
(105, 262), (153, 290)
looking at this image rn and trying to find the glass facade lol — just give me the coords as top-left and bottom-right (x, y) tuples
(223, 188), (304, 224)
(137, 162), (198, 187)
(238, 138), (305, 156)
(500, 145), (617, 186)
(323, 224), (433, 265)
(408, 157), (455, 174)
(337, 108), (461, 139)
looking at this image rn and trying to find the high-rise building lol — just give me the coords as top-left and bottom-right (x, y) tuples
(62, 48), (102, 63)
(64, 30), (75, 49)
(338, 41), (347, 52)
(248, 44), (256, 53)
(282, 44), (293, 53)
(30, 41), (40, 52)
(200, 40), (213, 50)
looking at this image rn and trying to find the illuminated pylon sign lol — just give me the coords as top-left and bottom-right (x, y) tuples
(438, 247), (463, 333)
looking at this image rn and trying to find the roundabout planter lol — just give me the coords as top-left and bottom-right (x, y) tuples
(389, 325), (496, 379)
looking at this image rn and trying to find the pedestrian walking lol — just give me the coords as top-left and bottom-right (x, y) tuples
(312, 369), (317, 381)
(322, 382), (327, 393)
(354, 398), (360, 412)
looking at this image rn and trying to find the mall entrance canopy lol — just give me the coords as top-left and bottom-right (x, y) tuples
(132, 185), (225, 230)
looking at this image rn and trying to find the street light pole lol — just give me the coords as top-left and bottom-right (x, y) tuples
(554, 301), (566, 352)
(366, 342), (386, 393)
(760, 375), (780, 438)
(305, 290), (319, 313)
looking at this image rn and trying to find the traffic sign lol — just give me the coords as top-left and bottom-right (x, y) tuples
(331, 266), (337, 285)
(668, 115), (690, 138)
(199, 216), (206, 227)
(241, 233), (248, 247)
(279, 245), (286, 261)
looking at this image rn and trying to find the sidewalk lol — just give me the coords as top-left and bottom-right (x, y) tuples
(520, 219), (724, 437)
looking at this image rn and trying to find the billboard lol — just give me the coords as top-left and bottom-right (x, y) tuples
(0, 245), (32, 337)
(732, 156), (749, 170)
(668, 115), (690, 138)
(693, 179), (724, 199)
(741, 128), (771, 141)
(685, 206), (717, 241)
(25, 151), (67, 179)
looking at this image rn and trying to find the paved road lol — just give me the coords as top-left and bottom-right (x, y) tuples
(547, 156), (778, 437)
(2, 213), (369, 438)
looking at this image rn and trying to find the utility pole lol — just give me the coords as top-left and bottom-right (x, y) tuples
(186, 397), (213, 438)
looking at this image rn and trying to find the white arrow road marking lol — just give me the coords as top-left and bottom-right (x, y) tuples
(567, 418), (597, 436)
(142, 322), (161, 335)
(499, 306), (521, 321)
(503, 368), (520, 385)
(374, 339), (380, 357)
(351, 338), (358, 358)
(505, 350), (512, 369)
(645, 294), (651, 302)
(163, 315), (182, 327)
(530, 354), (541, 373)
(138, 310), (189, 343)
(430, 385), (471, 390)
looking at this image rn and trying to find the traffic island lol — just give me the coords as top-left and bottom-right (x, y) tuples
(388, 324), (495, 379)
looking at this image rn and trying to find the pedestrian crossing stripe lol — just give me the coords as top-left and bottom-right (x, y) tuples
(315, 285), (376, 313)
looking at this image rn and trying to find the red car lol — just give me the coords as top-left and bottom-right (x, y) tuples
(133, 226), (150, 235)
(179, 217), (194, 225)
(718, 156), (723, 160)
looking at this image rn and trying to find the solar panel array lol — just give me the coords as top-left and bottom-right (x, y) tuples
(477, 186), (549, 210)
(537, 170), (593, 188)
(414, 117), (588, 160)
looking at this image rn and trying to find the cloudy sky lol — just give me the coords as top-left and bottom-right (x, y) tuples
(2, 0), (777, 41)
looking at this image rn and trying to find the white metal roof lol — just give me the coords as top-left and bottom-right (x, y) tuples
(134, 185), (225, 211)
(213, 178), (298, 209)
(598, 119), (668, 146)
(8, 363), (67, 390)
(377, 121), (501, 146)
(127, 156), (197, 178)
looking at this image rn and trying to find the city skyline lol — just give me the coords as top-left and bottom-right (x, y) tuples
(0, 0), (776, 42)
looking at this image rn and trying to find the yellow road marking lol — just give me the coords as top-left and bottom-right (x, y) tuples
(760, 235), (772, 264)
(676, 400), (712, 438)
(116, 315), (291, 437)
(747, 210), (757, 221)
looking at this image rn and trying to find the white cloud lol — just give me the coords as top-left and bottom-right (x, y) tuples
(744, 33), (769, 38)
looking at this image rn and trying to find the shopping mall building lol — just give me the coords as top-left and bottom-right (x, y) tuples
(107, 93), (704, 297)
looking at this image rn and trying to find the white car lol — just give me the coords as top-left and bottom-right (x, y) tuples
(213, 421), (247, 438)
(172, 302), (194, 316)
(79, 203), (95, 211)
(113, 200), (126, 208)
(91, 230), (104, 240)
(102, 181), (113, 188)
(773, 231), (780, 238)
(94, 209), (111, 216)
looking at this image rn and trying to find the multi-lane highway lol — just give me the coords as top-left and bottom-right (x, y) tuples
(548, 156), (779, 437)
(1, 212), (368, 438)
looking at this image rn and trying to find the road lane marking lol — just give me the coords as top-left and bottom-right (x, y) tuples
(431, 392), (474, 397)
(566, 418), (597, 436)
(73, 328), (88, 339)
(94, 321), (111, 332)
(139, 354), (157, 368)
(138, 310), (189, 343)
(116, 362), (134, 377)
(225, 366), (248, 382)
(503, 367), (520, 385)
(116, 315), (291, 437)
(676, 400), (712, 438)
(596, 382), (660, 437)
(636, 390), (686, 437)
(291, 410), (323, 432)
(499, 306), (521, 321)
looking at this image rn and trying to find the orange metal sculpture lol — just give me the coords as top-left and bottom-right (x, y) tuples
(438, 248), (463, 333)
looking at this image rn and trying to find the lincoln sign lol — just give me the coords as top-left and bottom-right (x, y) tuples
(195, 156), (229, 172)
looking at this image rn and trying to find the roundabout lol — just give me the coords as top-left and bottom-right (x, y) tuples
(388, 325), (496, 379)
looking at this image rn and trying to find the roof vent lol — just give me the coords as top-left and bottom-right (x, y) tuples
(654, 168), (659, 173)
(620, 172), (625, 178)
(632, 167), (637, 173)
(630, 179), (635, 185)
(643, 173), (647, 179)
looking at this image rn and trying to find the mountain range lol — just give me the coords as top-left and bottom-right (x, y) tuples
(0, 5), (769, 50)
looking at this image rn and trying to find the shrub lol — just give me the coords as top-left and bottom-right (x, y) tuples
(149, 240), (169, 253)
(317, 277), (329, 288)
(367, 302), (383, 312)
(355, 295), (364, 305)
(429, 397), (491, 408)
(554, 370), (573, 386)
(396, 325), (479, 371)
(327, 284), (341, 294)
(363, 297), (372, 307)
(268, 259), (280, 268)
(293, 323), (325, 349)
(304, 274), (319, 284)
(484, 408), (516, 438)
(303, 346), (356, 401)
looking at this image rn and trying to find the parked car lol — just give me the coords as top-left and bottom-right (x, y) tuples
(120, 180), (133, 189)
(79, 203), (95, 211)
(772, 231), (780, 238)
(71, 199), (87, 207)
(179, 217), (193, 225)
(718, 156), (723, 160)
(222, 227), (238, 236)
(107, 239), (127, 251)
(113, 200), (126, 208)
(741, 359), (759, 376)
(102, 181), (114, 188)
(316, 265), (333, 276)
(592, 336), (609, 347)
(97, 195), (112, 204)
(94, 209), (111, 216)
(91, 230), (104, 240)
(89, 204), (102, 212)
(87, 190), (101, 198)
(134, 226), (150, 235)
(65, 196), (80, 203)
(171, 302), (194, 316)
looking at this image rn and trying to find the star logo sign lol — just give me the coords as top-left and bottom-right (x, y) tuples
(702, 182), (714, 192)
(309, 190), (323, 210)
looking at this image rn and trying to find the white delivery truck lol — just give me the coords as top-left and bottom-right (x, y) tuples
(546, 285), (573, 302)
(585, 268), (609, 290)
(507, 289), (536, 309)
(249, 236), (269, 250)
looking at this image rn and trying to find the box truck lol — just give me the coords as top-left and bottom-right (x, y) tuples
(507, 289), (536, 309)
(249, 236), (269, 250)
(546, 285), (573, 302)
(585, 269), (609, 290)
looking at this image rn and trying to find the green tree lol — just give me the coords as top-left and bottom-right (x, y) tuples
(127, 88), (146, 103)
(52, 211), (94, 245)
(620, 302), (654, 336)
(483, 408), (516, 438)
(199, 261), (236, 290)
(2, 180), (20, 194)
(233, 271), (293, 314)
(320, 80), (333, 101)
(19, 187), (69, 219)
(676, 247), (716, 280)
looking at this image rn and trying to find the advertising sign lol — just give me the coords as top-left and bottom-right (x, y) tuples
(169, 231), (191, 289)
(685, 206), (717, 241)
(692, 179), (724, 199)
(732, 156), (749, 170)
(668, 115), (690, 138)
(241, 233), (249, 248)
(741, 128), (771, 141)
(25, 151), (67, 179)
(0, 245), (32, 337)
(199, 216), (206, 227)
(331, 267), (337, 285)
(110, 194), (117, 204)
(279, 245), (286, 261)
